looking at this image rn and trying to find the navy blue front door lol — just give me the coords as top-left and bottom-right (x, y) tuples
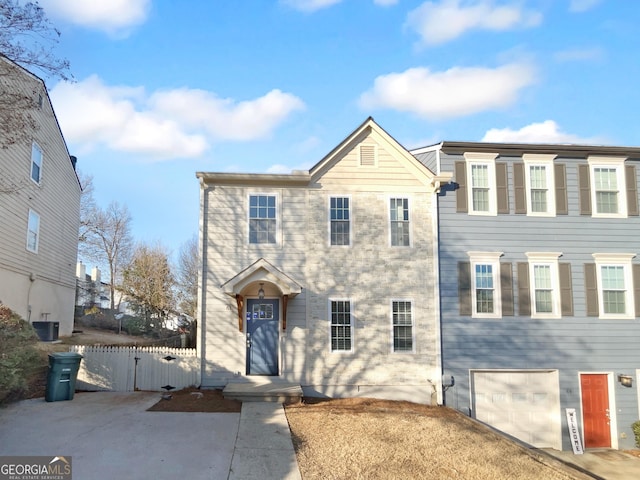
(246, 299), (279, 375)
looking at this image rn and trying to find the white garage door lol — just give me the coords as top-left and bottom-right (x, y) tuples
(471, 370), (561, 449)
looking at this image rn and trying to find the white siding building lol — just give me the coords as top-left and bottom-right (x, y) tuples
(0, 56), (81, 337)
(197, 118), (451, 402)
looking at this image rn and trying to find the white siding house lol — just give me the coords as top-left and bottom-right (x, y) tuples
(197, 118), (451, 402)
(0, 55), (81, 337)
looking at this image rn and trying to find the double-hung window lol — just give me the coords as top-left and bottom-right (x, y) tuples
(391, 300), (413, 353)
(465, 153), (498, 215)
(526, 252), (561, 319)
(594, 168), (619, 214)
(27, 209), (40, 253)
(468, 252), (502, 318)
(249, 194), (276, 244)
(593, 253), (635, 318)
(31, 142), (43, 184)
(523, 154), (556, 216)
(330, 197), (350, 246)
(390, 197), (410, 246)
(589, 157), (627, 218)
(330, 300), (352, 352)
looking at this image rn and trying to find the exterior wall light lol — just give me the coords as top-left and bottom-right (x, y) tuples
(618, 374), (633, 388)
(258, 283), (265, 300)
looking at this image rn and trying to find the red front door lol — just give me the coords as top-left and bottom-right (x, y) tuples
(580, 374), (611, 448)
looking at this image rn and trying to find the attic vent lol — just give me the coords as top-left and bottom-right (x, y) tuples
(360, 145), (376, 166)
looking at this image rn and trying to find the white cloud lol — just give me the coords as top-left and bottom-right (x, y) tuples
(374, 0), (399, 6)
(150, 88), (305, 141)
(359, 62), (536, 119)
(281, 0), (342, 12)
(481, 120), (602, 144)
(267, 164), (294, 174)
(50, 76), (305, 161)
(39, 0), (150, 35)
(267, 160), (315, 174)
(293, 135), (322, 154)
(554, 47), (604, 62)
(406, 0), (542, 46)
(569, 0), (602, 13)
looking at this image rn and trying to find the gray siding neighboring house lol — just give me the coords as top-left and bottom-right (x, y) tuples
(0, 56), (81, 337)
(197, 118), (450, 402)
(412, 141), (640, 451)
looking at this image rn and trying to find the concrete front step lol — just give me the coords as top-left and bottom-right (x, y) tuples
(223, 381), (303, 404)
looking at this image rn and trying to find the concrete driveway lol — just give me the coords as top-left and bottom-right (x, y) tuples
(0, 392), (240, 480)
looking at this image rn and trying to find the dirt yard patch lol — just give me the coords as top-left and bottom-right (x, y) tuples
(285, 398), (579, 480)
(146, 387), (241, 413)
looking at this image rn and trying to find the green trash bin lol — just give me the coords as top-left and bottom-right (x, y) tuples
(45, 352), (83, 402)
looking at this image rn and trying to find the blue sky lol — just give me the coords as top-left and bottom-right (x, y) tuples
(37, 0), (640, 260)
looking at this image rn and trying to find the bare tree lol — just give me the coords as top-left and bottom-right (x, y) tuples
(175, 235), (198, 318)
(77, 170), (96, 246)
(1, 1), (71, 149)
(0, 168), (26, 194)
(0, 0), (71, 80)
(0, 53), (40, 150)
(120, 243), (176, 333)
(82, 201), (133, 311)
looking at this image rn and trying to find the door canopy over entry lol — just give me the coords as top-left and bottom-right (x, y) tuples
(221, 258), (303, 332)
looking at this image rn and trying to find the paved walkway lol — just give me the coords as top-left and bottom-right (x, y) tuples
(541, 448), (640, 480)
(229, 402), (301, 480)
(0, 392), (301, 480)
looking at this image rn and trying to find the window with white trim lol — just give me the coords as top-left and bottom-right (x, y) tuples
(391, 300), (414, 353)
(523, 154), (556, 216)
(31, 142), (43, 184)
(589, 157), (627, 218)
(27, 209), (40, 253)
(390, 197), (410, 246)
(468, 251), (503, 318)
(526, 252), (561, 319)
(465, 153), (497, 215)
(330, 196), (350, 246)
(249, 194), (276, 244)
(330, 300), (352, 352)
(593, 253), (635, 318)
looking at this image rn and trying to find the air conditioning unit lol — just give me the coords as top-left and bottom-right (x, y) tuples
(32, 321), (59, 341)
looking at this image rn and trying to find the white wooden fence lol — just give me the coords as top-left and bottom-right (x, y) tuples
(69, 346), (200, 392)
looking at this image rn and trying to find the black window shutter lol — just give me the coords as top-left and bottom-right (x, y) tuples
(501, 263), (514, 316)
(496, 163), (509, 214)
(455, 161), (468, 213)
(513, 162), (526, 214)
(634, 264), (640, 317)
(584, 263), (599, 316)
(626, 165), (638, 216)
(559, 262), (573, 316)
(578, 164), (592, 215)
(458, 262), (472, 316)
(555, 164), (568, 215)
(517, 262), (531, 316)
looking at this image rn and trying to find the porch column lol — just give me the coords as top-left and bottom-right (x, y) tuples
(282, 294), (289, 331)
(235, 294), (244, 332)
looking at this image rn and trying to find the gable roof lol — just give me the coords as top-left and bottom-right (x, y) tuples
(220, 258), (303, 297)
(309, 117), (441, 187)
